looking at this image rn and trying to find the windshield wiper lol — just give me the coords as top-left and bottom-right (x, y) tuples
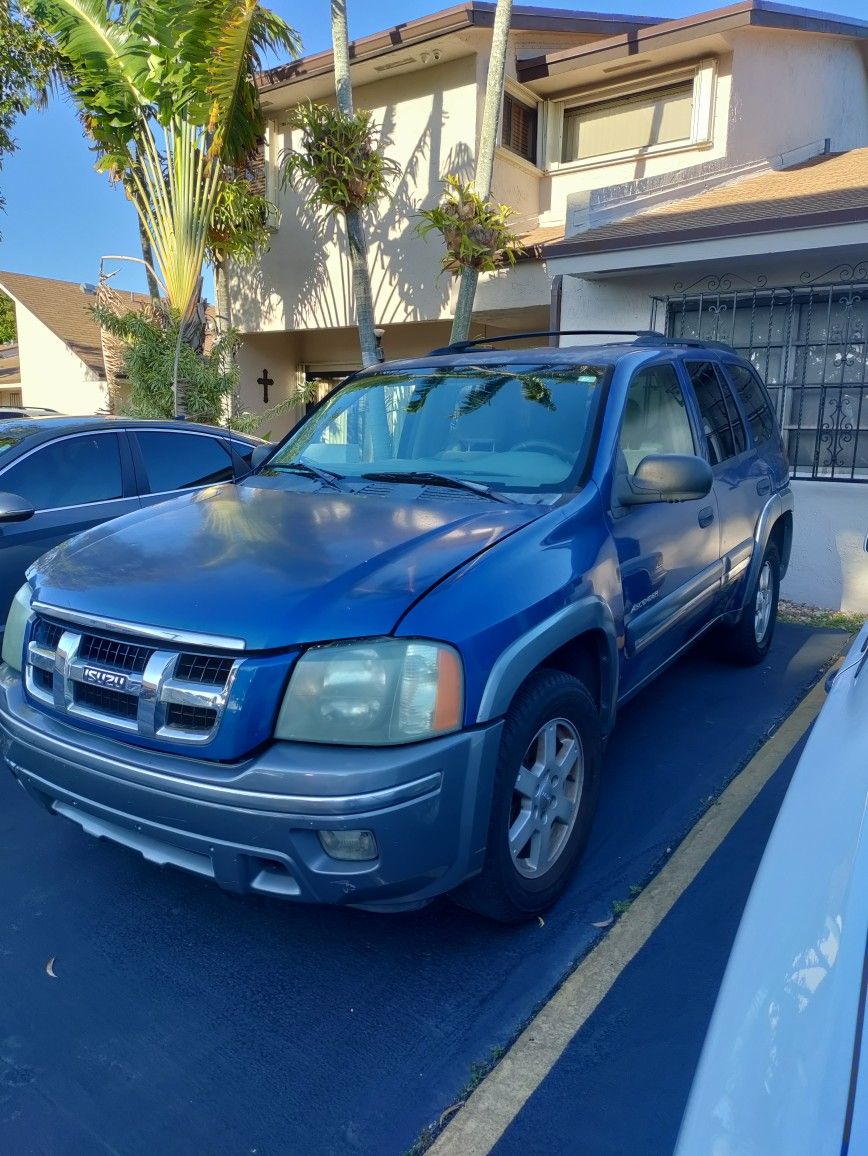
(269, 460), (345, 491)
(362, 470), (514, 504)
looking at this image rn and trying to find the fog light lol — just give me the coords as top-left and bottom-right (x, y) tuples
(318, 829), (378, 861)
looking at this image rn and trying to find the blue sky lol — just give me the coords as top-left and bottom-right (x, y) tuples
(1, 0), (866, 293)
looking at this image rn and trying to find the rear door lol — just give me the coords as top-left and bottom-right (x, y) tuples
(130, 429), (238, 508)
(609, 362), (722, 694)
(0, 431), (138, 623)
(681, 360), (762, 596)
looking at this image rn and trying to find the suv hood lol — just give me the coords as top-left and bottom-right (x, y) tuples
(30, 481), (540, 650)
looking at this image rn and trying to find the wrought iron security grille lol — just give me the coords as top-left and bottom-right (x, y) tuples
(650, 265), (868, 481)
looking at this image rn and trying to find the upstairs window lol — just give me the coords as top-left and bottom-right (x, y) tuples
(502, 94), (538, 164)
(561, 80), (695, 164)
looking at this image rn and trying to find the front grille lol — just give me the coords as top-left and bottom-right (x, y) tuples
(25, 614), (241, 744)
(166, 703), (218, 732)
(79, 634), (153, 673)
(34, 620), (63, 650)
(75, 681), (139, 720)
(175, 654), (234, 686)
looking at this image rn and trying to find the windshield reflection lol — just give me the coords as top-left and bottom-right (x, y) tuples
(269, 363), (608, 494)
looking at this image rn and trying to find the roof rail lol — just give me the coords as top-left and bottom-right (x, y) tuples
(632, 334), (736, 351)
(427, 329), (735, 354)
(428, 329), (660, 354)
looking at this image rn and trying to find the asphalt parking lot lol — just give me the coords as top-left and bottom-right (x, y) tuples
(0, 624), (848, 1156)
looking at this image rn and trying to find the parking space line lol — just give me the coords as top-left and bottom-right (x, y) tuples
(429, 673), (833, 1156)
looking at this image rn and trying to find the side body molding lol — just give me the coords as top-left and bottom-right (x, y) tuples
(475, 598), (619, 732)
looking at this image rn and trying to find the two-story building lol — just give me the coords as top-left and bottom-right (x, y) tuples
(230, 0), (868, 611)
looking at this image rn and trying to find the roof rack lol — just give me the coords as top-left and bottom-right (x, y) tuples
(427, 330), (735, 354)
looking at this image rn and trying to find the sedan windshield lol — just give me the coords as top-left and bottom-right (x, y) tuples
(269, 362), (609, 494)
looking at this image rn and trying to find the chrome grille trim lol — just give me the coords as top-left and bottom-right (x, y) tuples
(25, 616), (241, 745)
(30, 601), (246, 652)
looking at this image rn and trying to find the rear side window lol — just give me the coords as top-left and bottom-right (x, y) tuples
(135, 431), (234, 492)
(720, 363), (778, 445)
(685, 361), (747, 464)
(0, 433), (123, 509)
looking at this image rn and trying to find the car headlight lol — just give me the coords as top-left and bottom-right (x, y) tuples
(275, 639), (463, 745)
(2, 583), (33, 672)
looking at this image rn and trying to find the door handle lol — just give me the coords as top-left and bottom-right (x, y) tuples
(698, 506), (715, 528)
(756, 477), (771, 496)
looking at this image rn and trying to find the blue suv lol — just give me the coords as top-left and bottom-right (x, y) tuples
(0, 332), (792, 921)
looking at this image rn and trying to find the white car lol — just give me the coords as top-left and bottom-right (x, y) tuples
(676, 622), (868, 1156)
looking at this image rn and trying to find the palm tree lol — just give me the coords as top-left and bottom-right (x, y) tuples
(26, 0), (298, 327)
(330, 0), (380, 369)
(451, 0), (513, 342)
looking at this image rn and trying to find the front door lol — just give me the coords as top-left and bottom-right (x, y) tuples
(0, 431), (139, 627)
(609, 362), (722, 696)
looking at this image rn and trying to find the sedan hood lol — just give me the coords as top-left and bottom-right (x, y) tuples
(30, 481), (540, 650)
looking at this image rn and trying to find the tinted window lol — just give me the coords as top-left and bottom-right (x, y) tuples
(721, 363), (778, 445)
(0, 433), (123, 509)
(618, 364), (695, 474)
(685, 361), (747, 464)
(135, 431), (234, 492)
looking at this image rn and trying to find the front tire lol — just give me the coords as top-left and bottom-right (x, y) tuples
(455, 669), (602, 923)
(722, 541), (781, 665)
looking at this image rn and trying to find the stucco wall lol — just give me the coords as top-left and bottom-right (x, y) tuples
(781, 482), (868, 613)
(727, 29), (868, 163)
(15, 304), (107, 414)
(233, 56), (479, 336)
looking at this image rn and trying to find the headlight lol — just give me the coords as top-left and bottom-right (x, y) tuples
(275, 639), (463, 745)
(2, 583), (33, 672)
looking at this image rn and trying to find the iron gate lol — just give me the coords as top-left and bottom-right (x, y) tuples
(650, 266), (868, 481)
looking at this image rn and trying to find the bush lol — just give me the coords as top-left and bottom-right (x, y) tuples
(93, 306), (241, 426)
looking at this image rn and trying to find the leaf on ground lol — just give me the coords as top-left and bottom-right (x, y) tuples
(592, 916), (614, 929)
(439, 1102), (462, 1126)
(45, 957), (57, 978)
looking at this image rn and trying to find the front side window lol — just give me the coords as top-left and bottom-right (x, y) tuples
(502, 94), (538, 164)
(618, 364), (695, 474)
(0, 433), (123, 509)
(135, 432), (235, 492)
(686, 361), (747, 464)
(561, 81), (693, 163)
(269, 362), (610, 494)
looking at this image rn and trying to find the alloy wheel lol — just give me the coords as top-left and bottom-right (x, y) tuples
(508, 718), (584, 879)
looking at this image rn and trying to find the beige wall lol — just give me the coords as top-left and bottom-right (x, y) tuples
(726, 30), (868, 163)
(14, 304), (107, 414)
(232, 55), (480, 336)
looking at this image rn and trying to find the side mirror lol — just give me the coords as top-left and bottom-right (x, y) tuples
(250, 444), (272, 471)
(617, 454), (713, 506)
(0, 492), (35, 523)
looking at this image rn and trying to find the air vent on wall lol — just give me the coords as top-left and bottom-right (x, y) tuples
(374, 56), (418, 73)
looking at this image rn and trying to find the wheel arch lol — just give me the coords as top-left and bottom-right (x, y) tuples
(475, 600), (619, 734)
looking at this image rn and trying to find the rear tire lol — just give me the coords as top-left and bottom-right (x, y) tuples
(454, 669), (602, 923)
(721, 541), (780, 666)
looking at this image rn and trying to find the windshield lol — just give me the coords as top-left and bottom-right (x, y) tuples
(269, 362), (609, 494)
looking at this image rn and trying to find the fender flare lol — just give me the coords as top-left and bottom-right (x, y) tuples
(475, 598), (619, 733)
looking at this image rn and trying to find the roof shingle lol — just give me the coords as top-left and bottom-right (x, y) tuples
(0, 272), (150, 378)
(545, 148), (868, 257)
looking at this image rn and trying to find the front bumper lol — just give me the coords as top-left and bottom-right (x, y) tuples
(0, 667), (502, 911)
